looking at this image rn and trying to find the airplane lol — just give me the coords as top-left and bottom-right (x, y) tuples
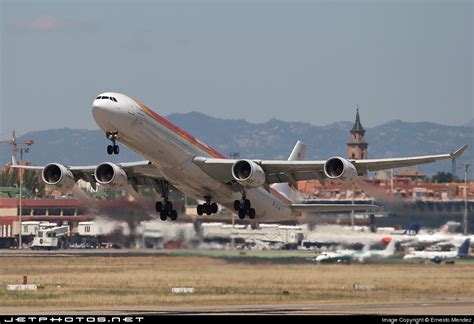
(314, 249), (355, 264)
(11, 92), (468, 222)
(399, 222), (467, 249)
(353, 238), (399, 262)
(305, 223), (420, 246)
(313, 237), (398, 263)
(402, 237), (470, 264)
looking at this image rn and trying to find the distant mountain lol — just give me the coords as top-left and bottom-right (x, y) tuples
(464, 118), (474, 127)
(1, 113), (472, 175)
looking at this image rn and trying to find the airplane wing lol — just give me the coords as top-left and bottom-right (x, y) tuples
(10, 158), (164, 191)
(193, 157), (328, 184)
(352, 145), (468, 172)
(193, 145), (468, 185)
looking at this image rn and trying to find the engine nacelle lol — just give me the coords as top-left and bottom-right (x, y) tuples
(41, 163), (75, 192)
(323, 157), (358, 184)
(231, 160), (266, 188)
(94, 162), (128, 188)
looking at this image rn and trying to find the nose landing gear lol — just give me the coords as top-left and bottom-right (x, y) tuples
(106, 132), (120, 155)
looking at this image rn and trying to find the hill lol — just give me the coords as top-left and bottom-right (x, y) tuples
(1, 113), (472, 175)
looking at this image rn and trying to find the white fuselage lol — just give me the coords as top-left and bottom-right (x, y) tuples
(92, 92), (293, 221)
(402, 250), (458, 261)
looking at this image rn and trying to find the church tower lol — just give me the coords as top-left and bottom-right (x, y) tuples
(347, 106), (368, 160)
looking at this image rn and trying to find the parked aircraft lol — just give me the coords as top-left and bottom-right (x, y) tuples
(12, 92), (468, 222)
(403, 238), (470, 264)
(400, 222), (468, 249)
(353, 238), (399, 262)
(314, 238), (398, 263)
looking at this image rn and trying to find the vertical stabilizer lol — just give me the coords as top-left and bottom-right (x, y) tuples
(458, 238), (470, 257)
(403, 223), (421, 236)
(288, 140), (306, 161)
(271, 140), (306, 202)
(383, 239), (398, 256)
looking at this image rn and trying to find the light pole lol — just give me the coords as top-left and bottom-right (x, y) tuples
(1, 130), (34, 249)
(229, 152), (240, 250)
(461, 164), (470, 235)
(351, 183), (355, 229)
(17, 147), (30, 249)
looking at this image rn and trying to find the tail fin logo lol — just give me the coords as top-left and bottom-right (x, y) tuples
(403, 224), (420, 236)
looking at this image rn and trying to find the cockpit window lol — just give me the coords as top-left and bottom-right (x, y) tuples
(96, 96), (117, 102)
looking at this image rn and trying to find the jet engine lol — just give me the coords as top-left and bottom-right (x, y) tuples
(323, 157), (358, 184)
(231, 160), (266, 188)
(41, 163), (75, 192)
(94, 162), (128, 188)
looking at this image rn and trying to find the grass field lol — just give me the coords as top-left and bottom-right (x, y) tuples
(1, 254), (474, 308)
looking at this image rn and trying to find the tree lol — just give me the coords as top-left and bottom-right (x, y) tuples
(23, 170), (45, 197)
(0, 169), (45, 197)
(0, 170), (17, 187)
(431, 171), (459, 183)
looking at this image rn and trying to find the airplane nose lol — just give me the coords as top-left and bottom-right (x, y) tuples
(92, 96), (134, 131)
(92, 99), (116, 131)
(92, 100), (109, 120)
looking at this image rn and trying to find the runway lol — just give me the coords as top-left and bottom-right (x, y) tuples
(2, 300), (474, 315)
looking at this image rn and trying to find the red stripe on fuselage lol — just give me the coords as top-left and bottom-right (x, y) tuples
(131, 98), (226, 159)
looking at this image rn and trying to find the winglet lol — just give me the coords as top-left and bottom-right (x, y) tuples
(451, 145), (468, 159)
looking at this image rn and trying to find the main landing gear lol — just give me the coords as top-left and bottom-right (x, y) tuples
(196, 196), (218, 216)
(233, 193), (255, 220)
(155, 200), (177, 221)
(106, 132), (120, 155)
(155, 180), (178, 221)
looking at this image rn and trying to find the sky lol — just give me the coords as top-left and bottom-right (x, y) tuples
(1, 0), (473, 137)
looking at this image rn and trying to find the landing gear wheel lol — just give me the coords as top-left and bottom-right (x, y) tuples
(233, 200), (241, 211)
(165, 201), (173, 211)
(248, 208), (256, 219)
(155, 201), (163, 212)
(238, 209), (246, 219)
(197, 205), (203, 216)
(105, 132), (120, 155)
(211, 203), (218, 214)
(170, 210), (178, 221)
(243, 199), (251, 210)
(160, 211), (167, 221)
